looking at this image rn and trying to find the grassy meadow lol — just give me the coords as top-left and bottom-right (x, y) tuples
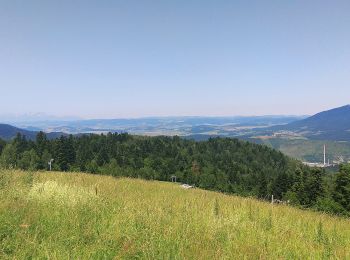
(0, 170), (350, 259)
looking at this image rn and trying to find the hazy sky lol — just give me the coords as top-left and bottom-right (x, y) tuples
(0, 1), (349, 118)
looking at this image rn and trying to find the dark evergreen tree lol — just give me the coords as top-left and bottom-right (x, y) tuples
(0, 132), (348, 215)
(0, 138), (6, 155)
(303, 168), (324, 206)
(333, 164), (350, 211)
(35, 131), (48, 157)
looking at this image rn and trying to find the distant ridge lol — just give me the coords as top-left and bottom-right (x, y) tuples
(0, 123), (65, 140)
(274, 105), (350, 140)
(0, 124), (37, 140)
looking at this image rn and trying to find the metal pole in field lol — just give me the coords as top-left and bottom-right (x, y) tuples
(271, 195), (274, 204)
(48, 159), (54, 171)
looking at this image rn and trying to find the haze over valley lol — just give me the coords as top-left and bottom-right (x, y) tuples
(1, 105), (349, 163)
(1, 1), (350, 258)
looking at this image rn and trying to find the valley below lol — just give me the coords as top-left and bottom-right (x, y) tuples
(5, 105), (350, 164)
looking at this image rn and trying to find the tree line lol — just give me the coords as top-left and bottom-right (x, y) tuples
(0, 132), (349, 216)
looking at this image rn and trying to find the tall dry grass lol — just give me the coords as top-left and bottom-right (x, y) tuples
(0, 170), (349, 259)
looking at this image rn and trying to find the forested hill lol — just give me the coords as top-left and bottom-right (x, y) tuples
(1, 132), (349, 215)
(272, 105), (350, 140)
(0, 124), (37, 140)
(0, 123), (65, 140)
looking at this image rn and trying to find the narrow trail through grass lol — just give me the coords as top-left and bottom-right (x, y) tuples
(1, 170), (349, 259)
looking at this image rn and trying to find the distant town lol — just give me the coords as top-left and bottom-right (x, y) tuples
(302, 144), (349, 168)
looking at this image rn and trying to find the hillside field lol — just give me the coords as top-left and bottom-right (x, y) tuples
(1, 170), (350, 259)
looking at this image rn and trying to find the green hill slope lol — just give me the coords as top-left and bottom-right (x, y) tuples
(1, 170), (349, 259)
(256, 138), (350, 163)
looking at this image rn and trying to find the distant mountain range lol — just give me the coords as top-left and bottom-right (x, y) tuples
(0, 115), (304, 140)
(0, 124), (65, 140)
(270, 105), (350, 141)
(0, 124), (37, 140)
(6, 115), (305, 137)
(1, 105), (349, 142)
(0, 113), (81, 123)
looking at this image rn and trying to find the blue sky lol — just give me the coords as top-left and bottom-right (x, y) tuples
(0, 0), (349, 118)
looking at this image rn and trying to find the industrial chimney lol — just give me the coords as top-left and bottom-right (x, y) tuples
(324, 144), (326, 166)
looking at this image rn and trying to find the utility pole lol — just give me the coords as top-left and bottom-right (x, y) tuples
(48, 159), (54, 171)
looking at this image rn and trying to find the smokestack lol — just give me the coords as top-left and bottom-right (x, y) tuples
(324, 144), (326, 165)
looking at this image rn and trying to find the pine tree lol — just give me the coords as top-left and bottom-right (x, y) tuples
(0, 143), (17, 169)
(35, 131), (48, 157)
(333, 164), (350, 211)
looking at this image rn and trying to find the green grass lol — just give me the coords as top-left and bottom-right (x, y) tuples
(259, 138), (350, 163)
(1, 170), (350, 259)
